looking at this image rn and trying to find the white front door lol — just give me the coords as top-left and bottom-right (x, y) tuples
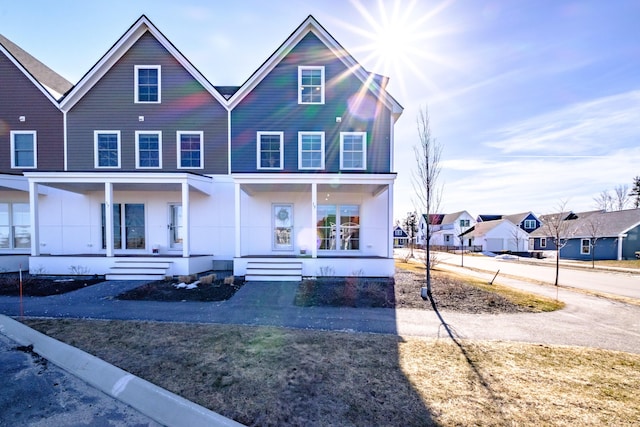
(169, 204), (183, 250)
(273, 204), (293, 250)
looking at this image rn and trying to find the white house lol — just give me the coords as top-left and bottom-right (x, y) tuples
(461, 219), (529, 253)
(416, 211), (475, 247)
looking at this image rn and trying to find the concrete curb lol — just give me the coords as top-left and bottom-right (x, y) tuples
(0, 314), (244, 427)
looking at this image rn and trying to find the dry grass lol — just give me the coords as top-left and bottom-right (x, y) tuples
(594, 259), (640, 269)
(395, 260), (564, 312)
(23, 319), (640, 426)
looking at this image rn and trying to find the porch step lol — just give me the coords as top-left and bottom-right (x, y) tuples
(106, 260), (172, 281)
(245, 261), (302, 282)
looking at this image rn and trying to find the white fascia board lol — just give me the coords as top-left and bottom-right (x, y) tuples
(0, 45), (61, 106)
(60, 16), (228, 111)
(23, 171), (211, 186)
(232, 173), (396, 185)
(227, 16), (403, 116)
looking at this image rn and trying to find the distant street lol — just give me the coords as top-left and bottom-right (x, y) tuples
(399, 249), (640, 301)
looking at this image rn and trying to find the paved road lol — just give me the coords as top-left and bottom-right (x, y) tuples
(408, 249), (640, 300)
(0, 333), (160, 427)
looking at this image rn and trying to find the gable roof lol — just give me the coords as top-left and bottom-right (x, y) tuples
(0, 34), (72, 101)
(226, 15), (403, 119)
(503, 212), (537, 225)
(533, 209), (640, 239)
(463, 219), (524, 238)
(393, 225), (409, 238)
(59, 15), (227, 110)
(440, 210), (471, 225)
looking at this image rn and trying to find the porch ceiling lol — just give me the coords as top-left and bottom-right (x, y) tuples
(241, 182), (388, 197)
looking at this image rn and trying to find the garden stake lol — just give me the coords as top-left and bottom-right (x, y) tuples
(19, 263), (23, 318)
(489, 269), (500, 285)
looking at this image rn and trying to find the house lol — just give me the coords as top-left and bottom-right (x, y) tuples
(478, 212), (541, 233)
(0, 34), (72, 272)
(392, 225), (409, 248)
(4, 15), (403, 279)
(461, 219), (530, 253)
(416, 211), (475, 247)
(530, 209), (640, 260)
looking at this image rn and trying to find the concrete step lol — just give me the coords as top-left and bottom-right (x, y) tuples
(105, 273), (166, 281)
(245, 261), (302, 282)
(247, 262), (302, 270)
(245, 274), (301, 282)
(112, 261), (172, 269)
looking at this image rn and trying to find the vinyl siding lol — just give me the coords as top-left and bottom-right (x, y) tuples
(560, 237), (618, 260)
(231, 32), (392, 173)
(66, 32), (228, 173)
(0, 51), (64, 173)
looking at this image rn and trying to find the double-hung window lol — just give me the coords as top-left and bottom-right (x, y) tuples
(524, 219), (536, 229)
(135, 65), (161, 103)
(135, 131), (162, 169)
(298, 66), (324, 104)
(177, 131), (204, 169)
(257, 132), (284, 170)
(581, 238), (590, 255)
(94, 131), (121, 168)
(298, 132), (324, 170)
(10, 131), (37, 169)
(0, 202), (30, 250)
(340, 132), (366, 170)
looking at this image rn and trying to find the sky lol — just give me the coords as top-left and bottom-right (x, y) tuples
(1, 0), (639, 222)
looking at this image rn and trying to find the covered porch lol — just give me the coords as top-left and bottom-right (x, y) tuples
(23, 172), (217, 277)
(233, 173), (396, 278)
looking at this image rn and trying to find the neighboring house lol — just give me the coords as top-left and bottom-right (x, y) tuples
(392, 225), (409, 248)
(530, 209), (640, 260)
(478, 212), (541, 233)
(0, 34), (72, 272)
(416, 211), (475, 247)
(5, 15), (403, 279)
(461, 219), (530, 253)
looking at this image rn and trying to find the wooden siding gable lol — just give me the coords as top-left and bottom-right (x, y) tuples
(227, 15), (402, 118)
(60, 15), (227, 111)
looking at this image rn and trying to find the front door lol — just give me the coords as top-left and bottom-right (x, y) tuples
(169, 204), (183, 250)
(273, 204), (293, 250)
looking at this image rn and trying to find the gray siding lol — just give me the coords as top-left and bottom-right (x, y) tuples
(231, 33), (392, 173)
(0, 51), (64, 173)
(67, 32), (228, 174)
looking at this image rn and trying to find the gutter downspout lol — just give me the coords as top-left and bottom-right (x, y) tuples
(617, 233), (627, 260)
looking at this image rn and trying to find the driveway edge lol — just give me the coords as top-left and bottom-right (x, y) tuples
(0, 314), (244, 427)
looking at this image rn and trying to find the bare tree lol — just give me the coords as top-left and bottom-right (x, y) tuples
(614, 184), (630, 211)
(593, 190), (613, 212)
(541, 200), (574, 297)
(584, 214), (603, 268)
(509, 223), (523, 255)
(411, 105), (443, 300)
(402, 211), (418, 260)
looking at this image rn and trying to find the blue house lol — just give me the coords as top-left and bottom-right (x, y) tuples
(530, 209), (640, 260)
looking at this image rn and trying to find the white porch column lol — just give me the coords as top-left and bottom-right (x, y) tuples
(104, 182), (114, 257)
(617, 234), (625, 260)
(29, 181), (40, 256)
(387, 184), (394, 259)
(181, 182), (190, 258)
(311, 183), (317, 258)
(234, 182), (241, 258)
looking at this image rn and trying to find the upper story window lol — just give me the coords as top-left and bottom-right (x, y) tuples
(10, 131), (37, 169)
(177, 131), (203, 169)
(298, 132), (325, 170)
(135, 131), (162, 169)
(460, 219), (470, 227)
(524, 219), (536, 229)
(298, 66), (325, 104)
(340, 132), (366, 170)
(257, 132), (284, 170)
(94, 131), (121, 168)
(135, 65), (161, 103)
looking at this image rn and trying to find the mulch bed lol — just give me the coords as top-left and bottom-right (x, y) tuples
(0, 274), (105, 296)
(116, 275), (244, 302)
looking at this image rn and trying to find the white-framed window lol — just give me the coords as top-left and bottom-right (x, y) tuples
(460, 219), (470, 227)
(540, 238), (547, 248)
(94, 131), (121, 168)
(581, 238), (590, 255)
(177, 131), (204, 169)
(340, 132), (366, 170)
(101, 203), (145, 250)
(298, 66), (325, 104)
(298, 131), (325, 170)
(257, 132), (284, 170)
(317, 204), (360, 251)
(135, 131), (162, 169)
(10, 131), (37, 169)
(444, 234), (452, 243)
(0, 202), (30, 250)
(135, 65), (161, 103)
(524, 219), (536, 229)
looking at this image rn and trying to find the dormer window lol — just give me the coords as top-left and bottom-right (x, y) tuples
(135, 65), (161, 103)
(298, 66), (324, 104)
